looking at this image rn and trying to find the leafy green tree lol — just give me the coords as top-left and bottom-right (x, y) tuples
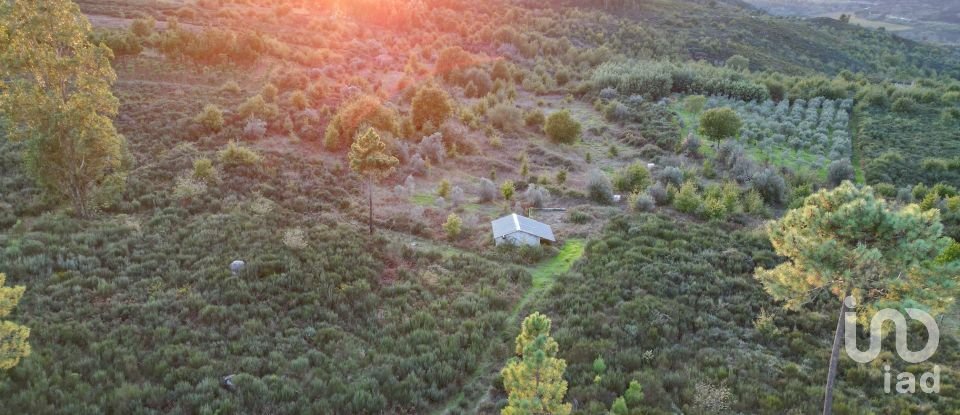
(324, 95), (398, 150)
(1, 0), (128, 217)
(699, 107), (742, 150)
(544, 110), (582, 144)
(0, 273), (30, 370)
(435, 46), (474, 80)
(349, 128), (399, 234)
(411, 84), (453, 132)
(501, 313), (571, 415)
(755, 183), (957, 415)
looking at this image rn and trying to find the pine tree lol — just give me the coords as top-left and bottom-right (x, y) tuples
(349, 128), (399, 234)
(755, 182), (957, 415)
(0, 273), (30, 370)
(501, 312), (571, 415)
(1, 0), (128, 217)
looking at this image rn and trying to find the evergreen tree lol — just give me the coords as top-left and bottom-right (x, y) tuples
(0, 273), (30, 370)
(755, 182), (957, 415)
(349, 128), (399, 234)
(501, 312), (571, 415)
(1, 0), (127, 217)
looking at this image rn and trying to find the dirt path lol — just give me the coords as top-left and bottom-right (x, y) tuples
(433, 239), (586, 415)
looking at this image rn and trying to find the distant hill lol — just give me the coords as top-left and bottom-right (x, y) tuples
(743, 0), (960, 45)
(545, 0), (960, 79)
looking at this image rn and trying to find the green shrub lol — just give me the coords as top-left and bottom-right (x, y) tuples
(587, 170), (613, 204)
(725, 55), (749, 72)
(238, 94), (279, 121)
(288, 90), (308, 110)
(219, 80), (242, 95)
(752, 168), (787, 205)
(674, 181), (701, 214)
(544, 110), (581, 144)
(218, 141), (261, 166)
(437, 179), (451, 198)
(891, 97), (917, 113)
(765, 80), (786, 101)
(443, 213), (462, 239)
(501, 180), (515, 200)
(194, 104), (224, 133)
(129, 17), (155, 37)
(873, 183), (897, 198)
(524, 109), (546, 127)
(192, 158), (216, 183)
(435, 46), (474, 81)
(943, 107), (960, 122)
(592, 60), (673, 100)
(828, 159), (855, 188)
(489, 102), (523, 132)
(859, 86), (889, 108)
(613, 162), (651, 194)
(702, 196), (727, 220)
(684, 95), (707, 114)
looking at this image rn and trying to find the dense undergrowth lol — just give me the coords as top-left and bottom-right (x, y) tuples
(514, 214), (960, 414)
(2, 0), (960, 413)
(0, 193), (531, 413)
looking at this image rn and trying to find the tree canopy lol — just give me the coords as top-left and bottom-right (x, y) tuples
(0, 0), (127, 217)
(0, 273), (30, 371)
(501, 312), (572, 415)
(756, 182), (956, 315)
(698, 107), (742, 147)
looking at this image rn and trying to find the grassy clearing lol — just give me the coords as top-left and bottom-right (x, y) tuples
(411, 192), (435, 206)
(529, 239), (586, 291)
(510, 239), (586, 323)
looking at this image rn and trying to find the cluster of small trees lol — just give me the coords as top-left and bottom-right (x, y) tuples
(158, 20), (267, 67)
(704, 95), (854, 170)
(592, 60), (769, 102)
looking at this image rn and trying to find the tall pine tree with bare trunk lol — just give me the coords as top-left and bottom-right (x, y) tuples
(0, 0), (127, 218)
(755, 182), (957, 415)
(349, 128), (398, 234)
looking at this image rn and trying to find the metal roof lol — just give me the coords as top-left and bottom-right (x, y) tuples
(490, 213), (556, 241)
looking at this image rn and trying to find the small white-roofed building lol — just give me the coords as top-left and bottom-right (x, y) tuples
(491, 213), (556, 246)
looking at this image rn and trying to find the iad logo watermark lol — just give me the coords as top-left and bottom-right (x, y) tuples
(843, 296), (941, 394)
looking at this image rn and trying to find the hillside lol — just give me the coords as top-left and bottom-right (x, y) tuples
(744, 0), (960, 45)
(1, 0), (959, 414)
